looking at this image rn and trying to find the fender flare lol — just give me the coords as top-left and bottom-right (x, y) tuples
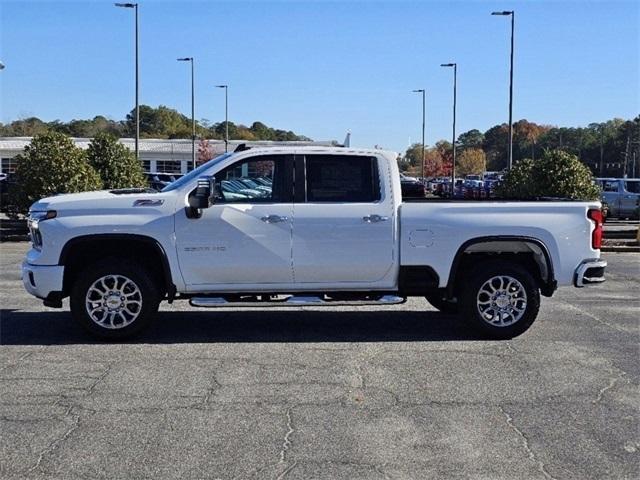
(446, 235), (557, 298)
(59, 233), (177, 302)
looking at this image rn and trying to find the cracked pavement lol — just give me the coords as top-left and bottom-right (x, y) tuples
(1, 243), (638, 479)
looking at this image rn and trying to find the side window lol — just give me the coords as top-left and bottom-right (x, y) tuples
(215, 155), (290, 203)
(624, 181), (640, 194)
(305, 155), (381, 203)
(602, 181), (618, 192)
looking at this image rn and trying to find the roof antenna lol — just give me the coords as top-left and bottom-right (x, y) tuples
(234, 143), (250, 152)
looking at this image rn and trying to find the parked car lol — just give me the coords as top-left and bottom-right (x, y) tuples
(144, 173), (184, 191)
(22, 147), (605, 340)
(595, 178), (640, 219)
(400, 177), (426, 198)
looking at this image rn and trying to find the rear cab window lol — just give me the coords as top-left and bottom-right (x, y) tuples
(304, 155), (381, 203)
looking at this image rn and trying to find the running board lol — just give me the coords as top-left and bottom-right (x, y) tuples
(189, 294), (406, 308)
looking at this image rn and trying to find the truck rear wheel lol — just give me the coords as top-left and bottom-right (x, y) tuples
(70, 258), (160, 340)
(459, 260), (540, 339)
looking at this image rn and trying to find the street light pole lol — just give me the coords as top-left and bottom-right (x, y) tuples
(441, 63), (457, 195)
(115, 2), (139, 160)
(216, 85), (229, 152)
(412, 89), (426, 180)
(177, 57), (196, 170)
(492, 10), (515, 170)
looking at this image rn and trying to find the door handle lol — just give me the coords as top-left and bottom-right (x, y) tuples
(363, 214), (389, 223)
(261, 215), (288, 224)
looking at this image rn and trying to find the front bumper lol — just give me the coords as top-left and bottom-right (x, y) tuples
(22, 261), (64, 300)
(574, 259), (607, 287)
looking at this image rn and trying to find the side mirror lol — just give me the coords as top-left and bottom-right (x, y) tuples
(186, 176), (215, 218)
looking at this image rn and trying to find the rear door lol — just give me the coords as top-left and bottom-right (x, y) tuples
(291, 153), (395, 285)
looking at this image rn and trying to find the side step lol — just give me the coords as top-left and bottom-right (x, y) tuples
(189, 294), (406, 308)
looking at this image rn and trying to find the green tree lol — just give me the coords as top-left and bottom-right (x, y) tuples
(249, 121), (274, 140)
(458, 129), (484, 149)
(0, 117), (49, 136)
(483, 124), (509, 171)
(214, 121), (238, 140)
(0, 109), (311, 143)
(457, 148), (486, 176)
(497, 149), (600, 200)
(125, 105), (191, 138)
(86, 133), (147, 189)
(403, 143), (424, 168)
(10, 132), (102, 213)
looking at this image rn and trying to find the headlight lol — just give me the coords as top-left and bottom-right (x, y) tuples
(27, 210), (57, 249)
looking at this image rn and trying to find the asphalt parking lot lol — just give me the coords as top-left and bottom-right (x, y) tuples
(1, 242), (638, 480)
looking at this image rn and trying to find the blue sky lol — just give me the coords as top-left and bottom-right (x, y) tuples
(1, 0), (638, 152)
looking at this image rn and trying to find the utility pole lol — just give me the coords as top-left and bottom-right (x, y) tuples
(216, 85), (229, 152)
(599, 128), (604, 177)
(623, 135), (630, 177)
(441, 63), (457, 195)
(115, 3), (139, 160)
(177, 57), (196, 170)
(492, 10), (515, 170)
(412, 89), (426, 180)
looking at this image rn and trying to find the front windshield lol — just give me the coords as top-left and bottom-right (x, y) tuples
(160, 153), (234, 192)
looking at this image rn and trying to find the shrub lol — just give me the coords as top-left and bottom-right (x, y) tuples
(87, 133), (147, 189)
(10, 132), (102, 214)
(497, 149), (600, 200)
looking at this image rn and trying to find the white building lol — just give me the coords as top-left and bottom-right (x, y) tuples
(0, 137), (335, 174)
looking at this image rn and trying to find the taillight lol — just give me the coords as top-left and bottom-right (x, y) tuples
(587, 208), (603, 250)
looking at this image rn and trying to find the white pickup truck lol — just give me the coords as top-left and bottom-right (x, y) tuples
(23, 146), (606, 340)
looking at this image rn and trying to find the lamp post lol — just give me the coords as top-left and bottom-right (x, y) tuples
(412, 89), (426, 181)
(492, 10), (515, 170)
(216, 85), (228, 152)
(177, 57), (196, 170)
(115, 2), (139, 160)
(441, 63), (457, 195)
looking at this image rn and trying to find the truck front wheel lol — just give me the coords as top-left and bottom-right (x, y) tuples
(459, 260), (540, 339)
(70, 258), (160, 340)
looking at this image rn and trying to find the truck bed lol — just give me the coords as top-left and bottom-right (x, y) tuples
(399, 200), (600, 287)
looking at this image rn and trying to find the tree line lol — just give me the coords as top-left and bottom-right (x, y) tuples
(401, 116), (640, 178)
(0, 105), (311, 142)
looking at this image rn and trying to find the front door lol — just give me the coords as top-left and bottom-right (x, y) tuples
(175, 154), (294, 288)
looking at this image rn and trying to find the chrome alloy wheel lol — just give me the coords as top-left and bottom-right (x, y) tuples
(85, 275), (143, 329)
(476, 275), (527, 327)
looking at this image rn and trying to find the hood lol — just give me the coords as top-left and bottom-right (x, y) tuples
(29, 189), (172, 215)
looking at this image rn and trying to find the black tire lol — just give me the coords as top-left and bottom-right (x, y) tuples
(70, 258), (160, 340)
(425, 292), (458, 314)
(459, 260), (540, 339)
